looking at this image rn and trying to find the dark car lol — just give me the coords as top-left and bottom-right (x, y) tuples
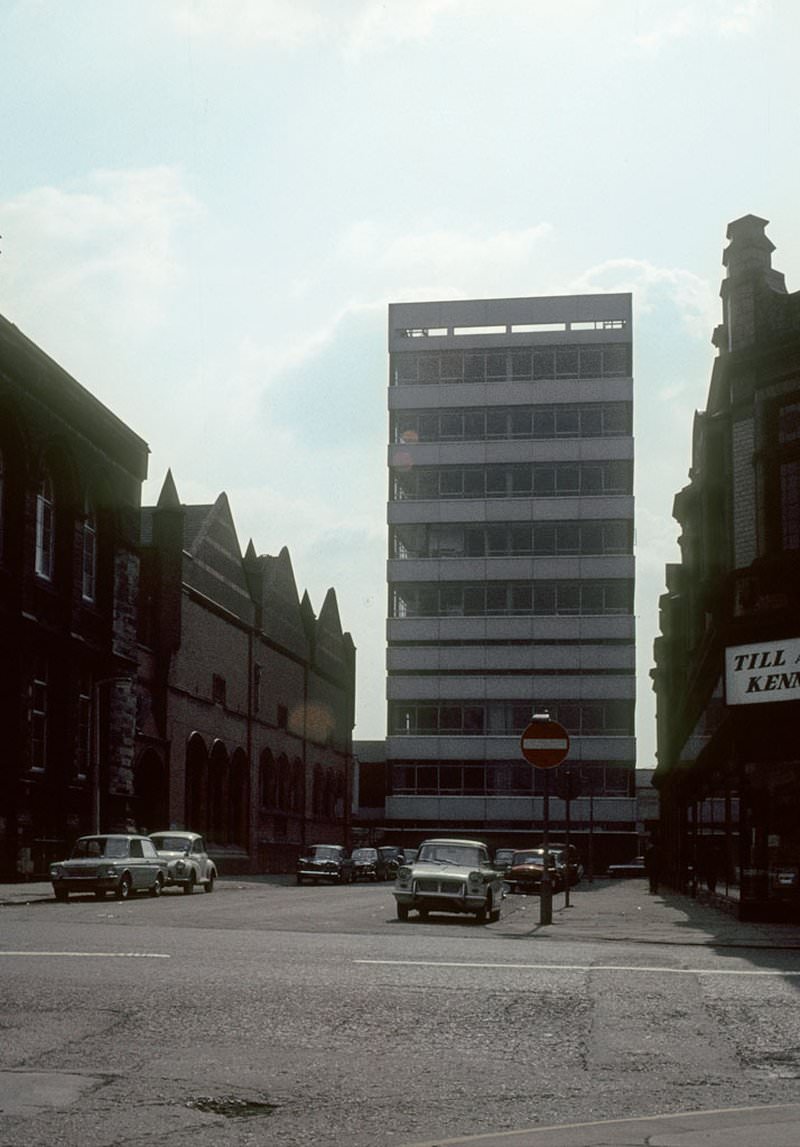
(378, 846), (406, 879)
(493, 848), (516, 874)
(505, 848), (566, 895)
(50, 834), (167, 901)
(607, 855), (646, 878)
(296, 844), (354, 885)
(547, 842), (584, 885)
(351, 846), (391, 881)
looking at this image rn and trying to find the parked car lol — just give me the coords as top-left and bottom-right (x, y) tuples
(493, 848), (516, 874)
(351, 846), (391, 881)
(378, 846), (406, 879)
(505, 848), (566, 895)
(50, 834), (166, 901)
(149, 831), (217, 894)
(607, 855), (646, 878)
(547, 842), (584, 885)
(393, 838), (504, 923)
(296, 844), (354, 884)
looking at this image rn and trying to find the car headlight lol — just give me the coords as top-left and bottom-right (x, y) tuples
(467, 871), (484, 893)
(175, 860), (186, 872)
(99, 866), (117, 878)
(396, 867), (412, 888)
(50, 865), (62, 878)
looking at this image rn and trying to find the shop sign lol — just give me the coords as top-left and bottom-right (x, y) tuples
(725, 637), (800, 705)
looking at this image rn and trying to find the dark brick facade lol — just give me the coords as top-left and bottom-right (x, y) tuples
(652, 216), (800, 919)
(0, 314), (149, 878)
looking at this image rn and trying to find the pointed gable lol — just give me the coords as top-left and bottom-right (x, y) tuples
(313, 587), (349, 679)
(182, 492), (255, 625)
(257, 547), (310, 660)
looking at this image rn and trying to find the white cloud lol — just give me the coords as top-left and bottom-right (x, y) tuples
(635, 0), (765, 51)
(172, 0), (462, 55)
(569, 257), (717, 340)
(172, 0), (329, 49)
(1, 167), (203, 335)
(336, 220), (554, 298)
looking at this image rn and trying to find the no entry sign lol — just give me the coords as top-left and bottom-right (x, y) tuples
(520, 718), (570, 769)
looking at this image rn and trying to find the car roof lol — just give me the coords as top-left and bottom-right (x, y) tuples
(149, 830), (200, 840)
(420, 838), (488, 848)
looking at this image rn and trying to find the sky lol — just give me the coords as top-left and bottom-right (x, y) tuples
(2, 0), (799, 766)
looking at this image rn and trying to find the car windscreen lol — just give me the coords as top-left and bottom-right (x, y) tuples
(71, 837), (129, 859)
(151, 836), (190, 852)
(418, 846), (483, 867)
(310, 846), (340, 860)
(352, 849), (377, 860)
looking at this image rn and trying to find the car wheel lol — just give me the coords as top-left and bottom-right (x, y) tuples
(150, 873), (164, 898)
(397, 903), (409, 921)
(183, 872), (196, 895)
(489, 898), (501, 923)
(475, 897), (490, 923)
(54, 887), (68, 902)
(204, 873), (215, 893)
(115, 874), (132, 901)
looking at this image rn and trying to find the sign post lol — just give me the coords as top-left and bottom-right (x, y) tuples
(520, 714), (570, 925)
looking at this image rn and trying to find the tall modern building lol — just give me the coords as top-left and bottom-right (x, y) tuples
(380, 293), (636, 866)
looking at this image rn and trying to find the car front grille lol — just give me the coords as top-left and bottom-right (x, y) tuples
(415, 878), (465, 896)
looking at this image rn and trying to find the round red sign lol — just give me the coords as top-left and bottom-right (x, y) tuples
(519, 718), (570, 769)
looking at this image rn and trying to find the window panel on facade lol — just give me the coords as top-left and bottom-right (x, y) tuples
(419, 414), (438, 440)
(510, 408), (531, 436)
(533, 467), (555, 495)
(603, 345), (627, 375)
(487, 409), (507, 437)
(419, 355), (440, 382)
(511, 584), (532, 612)
(463, 586), (484, 615)
(534, 524), (555, 554)
(780, 461), (800, 549)
(35, 471), (54, 580)
(465, 527), (484, 556)
(512, 351), (532, 379)
(580, 348), (602, 376)
(440, 412), (462, 438)
(440, 352), (462, 380)
(486, 352), (506, 379)
(464, 353), (484, 380)
(556, 348), (579, 377)
(464, 410), (484, 439)
(533, 409), (555, 437)
(533, 349), (554, 379)
(556, 408), (579, 437)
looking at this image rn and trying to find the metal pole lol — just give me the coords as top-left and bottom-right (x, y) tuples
(564, 768), (571, 909)
(540, 768), (552, 925)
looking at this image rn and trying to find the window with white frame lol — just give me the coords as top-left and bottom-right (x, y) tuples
(35, 470), (54, 580)
(81, 496), (97, 601)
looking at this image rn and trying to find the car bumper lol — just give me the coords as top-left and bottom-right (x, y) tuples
(51, 876), (120, 893)
(394, 889), (487, 914)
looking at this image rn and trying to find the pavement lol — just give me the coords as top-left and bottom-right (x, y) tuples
(4, 876), (800, 1145)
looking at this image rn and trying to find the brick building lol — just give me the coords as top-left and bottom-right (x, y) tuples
(0, 313), (149, 879)
(652, 215), (800, 919)
(136, 472), (356, 872)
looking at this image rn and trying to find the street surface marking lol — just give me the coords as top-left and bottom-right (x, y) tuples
(0, 950), (170, 959)
(401, 1101), (800, 1146)
(356, 958), (800, 977)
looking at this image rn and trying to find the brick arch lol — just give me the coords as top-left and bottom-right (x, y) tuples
(209, 739), (229, 844)
(186, 732), (210, 835)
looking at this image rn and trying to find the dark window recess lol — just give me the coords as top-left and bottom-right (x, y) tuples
(212, 675), (227, 705)
(277, 704), (288, 729)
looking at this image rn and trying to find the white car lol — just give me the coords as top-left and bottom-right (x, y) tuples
(393, 837), (504, 923)
(149, 831), (217, 894)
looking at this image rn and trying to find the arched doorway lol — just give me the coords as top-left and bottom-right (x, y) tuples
(186, 733), (209, 835)
(228, 747), (249, 848)
(133, 748), (167, 833)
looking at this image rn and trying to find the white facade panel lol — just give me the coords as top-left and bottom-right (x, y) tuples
(386, 795), (637, 823)
(387, 643), (635, 672)
(385, 734), (636, 761)
(388, 495), (634, 524)
(388, 555), (635, 582)
(387, 615), (636, 643)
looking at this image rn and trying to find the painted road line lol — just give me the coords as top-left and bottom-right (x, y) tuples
(355, 958), (800, 977)
(0, 951), (170, 959)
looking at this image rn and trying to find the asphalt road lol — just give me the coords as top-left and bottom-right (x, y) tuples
(2, 878), (800, 1147)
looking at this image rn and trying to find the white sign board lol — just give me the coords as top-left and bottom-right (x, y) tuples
(725, 637), (800, 705)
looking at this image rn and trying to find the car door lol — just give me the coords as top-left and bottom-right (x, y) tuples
(128, 838), (147, 889)
(140, 838), (162, 885)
